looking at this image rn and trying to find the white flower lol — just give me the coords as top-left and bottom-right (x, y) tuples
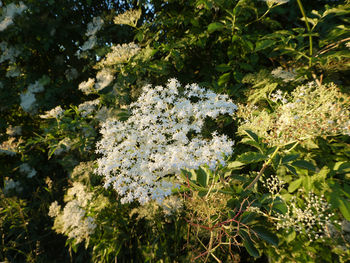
(95, 68), (114, 90)
(40, 106), (64, 119)
(86, 16), (103, 37)
(3, 178), (22, 194)
(271, 67), (296, 82)
(96, 79), (237, 204)
(78, 78), (95, 95)
(48, 201), (61, 217)
(78, 99), (100, 117)
(97, 42), (140, 67)
(0, 2), (27, 32)
(19, 163), (37, 178)
(81, 36), (97, 51)
(6, 125), (22, 136)
(114, 9), (141, 27)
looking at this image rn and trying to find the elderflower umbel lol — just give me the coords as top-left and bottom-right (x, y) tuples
(114, 9), (141, 27)
(0, 1), (27, 31)
(96, 78), (237, 204)
(276, 193), (336, 241)
(40, 105), (64, 119)
(78, 78), (95, 95)
(49, 182), (96, 244)
(78, 99), (100, 117)
(237, 82), (350, 146)
(19, 163), (37, 178)
(96, 43), (141, 68)
(271, 67), (296, 83)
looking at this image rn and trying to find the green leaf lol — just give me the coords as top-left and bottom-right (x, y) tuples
(284, 164), (298, 176)
(282, 154), (300, 164)
(285, 229), (296, 243)
(218, 72), (230, 86)
(240, 229), (260, 257)
(243, 238), (260, 258)
(237, 152), (268, 163)
(207, 22), (224, 33)
(252, 226), (279, 246)
(196, 167), (209, 187)
(227, 161), (245, 169)
(244, 130), (259, 143)
(255, 39), (275, 52)
(288, 178), (302, 193)
(302, 176), (312, 192)
(215, 64), (231, 72)
(291, 160), (316, 171)
(338, 197), (350, 221)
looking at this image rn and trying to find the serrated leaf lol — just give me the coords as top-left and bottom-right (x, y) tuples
(237, 152), (267, 163)
(288, 178), (302, 193)
(207, 22), (224, 33)
(285, 230), (296, 243)
(338, 197), (350, 221)
(227, 161), (245, 169)
(282, 154), (300, 164)
(215, 64), (231, 72)
(218, 72), (230, 86)
(255, 39), (275, 52)
(302, 176), (312, 192)
(284, 164), (298, 176)
(244, 130), (259, 143)
(252, 226), (279, 246)
(292, 160), (316, 171)
(243, 237), (260, 257)
(196, 167), (209, 187)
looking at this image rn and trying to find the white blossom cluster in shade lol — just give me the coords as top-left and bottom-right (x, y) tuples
(78, 99), (100, 117)
(80, 16), (103, 52)
(0, 1), (27, 31)
(271, 67), (296, 82)
(78, 78), (95, 95)
(20, 76), (49, 113)
(96, 43), (141, 68)
(48, 182), (96, 244)
(3, 178), (22, 194)
(19, 163), (36, 178)
(96, 78), (237, 204)
(0, 41), (21, 63)
(39, 105), (64, 119)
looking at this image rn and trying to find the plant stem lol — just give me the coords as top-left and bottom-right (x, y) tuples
(244, 146), (280, 190)
(296, 0), (313, 67)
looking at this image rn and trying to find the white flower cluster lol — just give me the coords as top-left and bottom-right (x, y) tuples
(114, 9), (141, 27)
(0, 137), (22, 156)
(3, 178), (22, 194)
(95, 68), (114, 91)
(80, 16), (103, 52)
(263, 175), (284, 196)
(96, 78), (237, 204)
(271, 67), (296, 82)
(49, 182), (96, 244)
(20, 76), (50, 113)
(0, 41), (21, 63)
(39, 105), (64, 119)
(96, 43), (140, 68)
(54, 137), (73, 156)
(78, 99), (100, 117)
(0, 1), (27, 31)
(346, 42), (350, 49)
(238, 82), (350, 146)
(6, 125), (21, 136)
(19, 163), (36, 178)
(78, 78), (95, 95)
(276, 193), (336, 241)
